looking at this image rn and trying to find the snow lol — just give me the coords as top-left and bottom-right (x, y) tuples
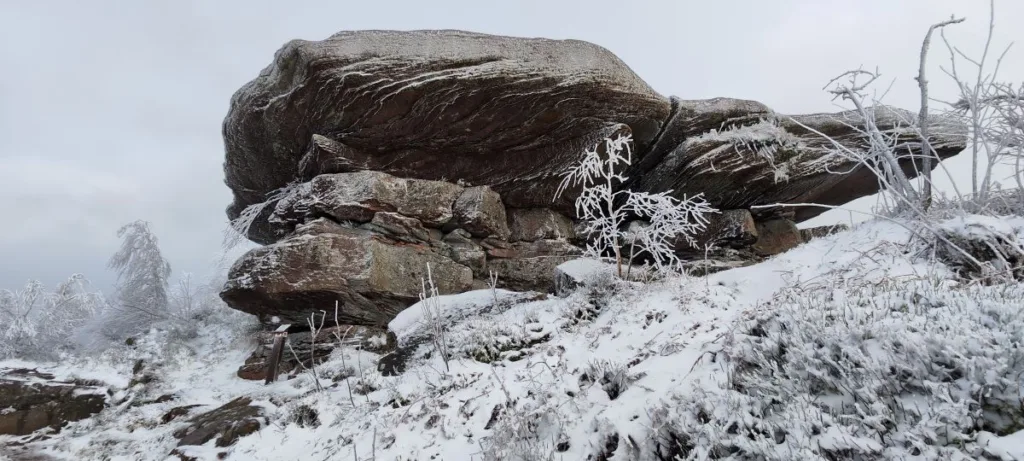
(3, 215), (1023, 460)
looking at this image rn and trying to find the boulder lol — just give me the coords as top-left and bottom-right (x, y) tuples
(675, 209), (758, 252)
(507, 208), (576, 242)
(0, 369), (106, 436)
(226, 32), (966, 243)
(172, 397), (266, 448)
(269, 171), (463, 239)
(237, 324), (395, 381)
(451, 186), (510, 239)
(632, 100), (967, 223)
(751, 218), (804, 256)
(362, 212), (432, 243)
(225, 29), (671, 235)
(220, 225), (473, 326)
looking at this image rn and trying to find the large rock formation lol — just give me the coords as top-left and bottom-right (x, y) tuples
(224, 29), (670, 234)
(220, 29), (967, 330)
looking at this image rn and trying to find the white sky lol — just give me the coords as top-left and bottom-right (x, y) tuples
(1, 0), (1022, 293)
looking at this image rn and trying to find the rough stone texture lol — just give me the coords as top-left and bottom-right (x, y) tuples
(219, 30), (969, 334)
(225, 29), (670, 226)
(751, 219), (804, 256)
(488, 254), (579, 292)
(237, 325), (396, 381)
(267, 171), (463, 242)
(451, 186), (510, 239)
(220, 224), (473, 326)
(362, 212), (432, 243)
(173, 397), (266, 448)
(675, 209), (758, 252)
(632, 100), (966, 223)
(507, 208), (576, 242)
(0, 369), (106, 436)
(800, 223), (851, 242)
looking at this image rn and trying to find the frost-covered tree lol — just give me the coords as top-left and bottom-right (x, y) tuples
(0, 275), (105, 359)
(105, 220), (172, 337)
(555, 134), (714, 277)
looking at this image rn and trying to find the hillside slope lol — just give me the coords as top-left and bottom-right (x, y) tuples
(2, 215), (1022, 461)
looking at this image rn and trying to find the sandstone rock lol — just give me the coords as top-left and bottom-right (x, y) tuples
(173, 397), (266, 448)
(447, 242), (487, 278)
(269, 171), (463, 237)
(488, 255), (578, 293)
(507, 209), (576, 242)
(363, 212), (432, 243)
(224, 30), (671, 231)
(451, 186), (509, 239)
(0, 369), (106, 436)
(675, 209), (758, 252)
(220, 227), (473, 326)
(237, 325), (396, 381)
(751, 219), (804, 256)
(800, 223), (851, 242)
(633, 100), (967, 223)
(226, 32), (967, 243)
(220, 30), (968, 328)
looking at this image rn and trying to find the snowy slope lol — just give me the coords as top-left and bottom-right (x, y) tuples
(2, 216), (1022, 461)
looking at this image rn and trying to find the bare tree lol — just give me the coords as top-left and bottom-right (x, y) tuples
(940, 0), (1020, 201)
(917, 16), (965, 208)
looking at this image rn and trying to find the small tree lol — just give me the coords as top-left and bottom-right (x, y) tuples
(106, 220), (172, 337)
(555, 134), (714, 277)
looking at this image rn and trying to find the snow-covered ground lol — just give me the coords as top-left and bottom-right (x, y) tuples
(2, 216), (1023, 461)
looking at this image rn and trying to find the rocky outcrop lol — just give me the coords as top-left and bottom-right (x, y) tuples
(0, 368), (107, 436)
(221, 171), (583, 327)
(225, 30), (670, 231)
(222, 221), (474, 326)
(219, 29), (968, 331)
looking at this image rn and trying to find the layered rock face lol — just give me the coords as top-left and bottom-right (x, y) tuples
(220, 30), (967, 329)
(0, 368), (107, 436)
(221, 171), (581, 326)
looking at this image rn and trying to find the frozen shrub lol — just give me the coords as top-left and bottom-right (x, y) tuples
(581, 360), (632, 400)
(928, 215), (1024, 281)
(555, 134), (714, 277)
(649, 271), (1024, 460)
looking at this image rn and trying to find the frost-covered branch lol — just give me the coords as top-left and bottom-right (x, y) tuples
(918, 16), (965, 208)
(555, 134), (714, 277)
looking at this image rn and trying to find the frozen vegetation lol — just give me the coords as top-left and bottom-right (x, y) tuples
(2, 211), (1023, 461)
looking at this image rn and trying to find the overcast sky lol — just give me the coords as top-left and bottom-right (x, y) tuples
(1, 0), (1022, 294)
